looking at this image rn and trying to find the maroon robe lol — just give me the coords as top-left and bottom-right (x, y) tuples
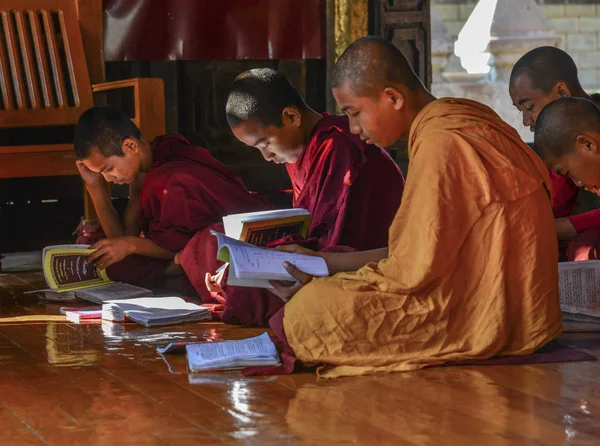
(550, 171), (600, 261)
(107, 134), (272, 291)
(180, 115), (405, 326)
(286, 114), (405, 250)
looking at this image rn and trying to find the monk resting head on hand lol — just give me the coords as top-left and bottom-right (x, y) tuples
(225, 68), (324, 164)
(535, 97), (600, 194)
(74, 107), (156, 269)
(74, 106), (154, 187)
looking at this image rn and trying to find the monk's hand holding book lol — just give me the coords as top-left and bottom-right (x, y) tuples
(86, 237), (137, 270)
(205, 267), (227, 294)
(268, 261), (314, 303)
(268, 244), (323, 303)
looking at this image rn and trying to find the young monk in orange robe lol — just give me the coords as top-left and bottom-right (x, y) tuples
(264, 37), (562, 378)
(177, 68), (405, 325)
(74, 106), (271, 293)
(509, 46), (600, 261)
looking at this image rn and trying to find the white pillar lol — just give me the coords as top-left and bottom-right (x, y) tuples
(454, 0), (560, 81)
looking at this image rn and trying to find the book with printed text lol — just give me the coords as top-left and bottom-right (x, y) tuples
(223, 208), (311, 246)
(41, 244), (151, 302)
(212, 231), (329, 288)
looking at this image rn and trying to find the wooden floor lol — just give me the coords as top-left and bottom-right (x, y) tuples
(1, 273), (600, 446)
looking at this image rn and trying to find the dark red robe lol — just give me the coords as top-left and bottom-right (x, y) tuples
(179, 115), (405, 326)
(286, 114), (404, 250)
(107, 134), (272, 291)
(550, 171), (600, 261)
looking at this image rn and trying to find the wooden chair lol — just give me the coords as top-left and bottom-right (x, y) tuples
(0, 0), (165, 218)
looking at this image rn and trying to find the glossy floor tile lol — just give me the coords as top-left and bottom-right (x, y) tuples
(1, 272), (599, 445)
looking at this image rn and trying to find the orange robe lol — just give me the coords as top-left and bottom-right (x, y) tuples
(278, 98), (563, 378)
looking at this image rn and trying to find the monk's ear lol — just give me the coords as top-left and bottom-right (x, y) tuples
(383, 87), (405, 111)
(121, 137), (137, 155)
(555, 82), (572, 98)
(575, 134), (597, 154)
(282, 107), (302, 128)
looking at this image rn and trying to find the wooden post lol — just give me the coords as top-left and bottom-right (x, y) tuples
(325, 0), (369, 113)
(75, 0), (105, 84)
(76, 0), (106, 219)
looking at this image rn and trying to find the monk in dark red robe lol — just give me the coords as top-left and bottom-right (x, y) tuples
(178, 68), (405, 326)
(509, 46), (600, 261)
(73, 106), (271, 293)
(286, 114), (403, 251)
(534, 98), (600, 261)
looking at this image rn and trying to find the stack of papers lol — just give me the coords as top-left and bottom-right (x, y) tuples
(186, 332), (281, 372)
(102, 297), (212, 327)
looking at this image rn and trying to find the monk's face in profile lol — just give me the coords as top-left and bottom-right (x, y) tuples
(509, 75), (567, 132)
(231, 110), (306, 164)
(333, 82), (407, 148)
(545, 134), (600, 195)
(81, 137), (143, 184)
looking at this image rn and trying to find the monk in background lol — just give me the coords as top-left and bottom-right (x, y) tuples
(534, 98), (600, 212)
(74, 106), (271, 294)
(177, 68), (404, 326)
(509, 46), (600, 261)
(261, 37), (561, 378)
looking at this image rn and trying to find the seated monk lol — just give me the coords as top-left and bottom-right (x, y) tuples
(262, 36), (562, 378)
(534, 97), (600, 263)
(74, 106), (272, 293)
(177, 68), (405, 326)
(509, 46), (600, 261)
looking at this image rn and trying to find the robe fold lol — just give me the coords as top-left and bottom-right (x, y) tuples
(549, 171), (579, 219)
(274, 98), (563, 378)
(107, 134), (272, 291)
(179, 115), (405, 326)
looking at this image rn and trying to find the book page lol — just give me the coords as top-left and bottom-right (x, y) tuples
(559, 261), (600, 316)
(186, 332), (279, 370)
(42, 245), (111, 292)
(213, 232), (328, 282)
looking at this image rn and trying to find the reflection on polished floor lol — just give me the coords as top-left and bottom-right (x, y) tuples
(1, 272), (600, 445)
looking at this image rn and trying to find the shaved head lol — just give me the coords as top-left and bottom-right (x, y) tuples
(226, 68), (307, 128)
(535, 97), (600, 193)
(331, 36), (421, 95)
(535, 97), (600, 158)
(510, 46), (582, 94)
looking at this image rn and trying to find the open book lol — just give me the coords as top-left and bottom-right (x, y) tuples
(212, 231), (329, 288)
(186, 332), (280, 372)
(102, 297), (212, 327)
(223, 208), (310, 246)
(559, 261), (600, 322)
(41, 244), (151, 302)
(43, 244), (110, 292)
